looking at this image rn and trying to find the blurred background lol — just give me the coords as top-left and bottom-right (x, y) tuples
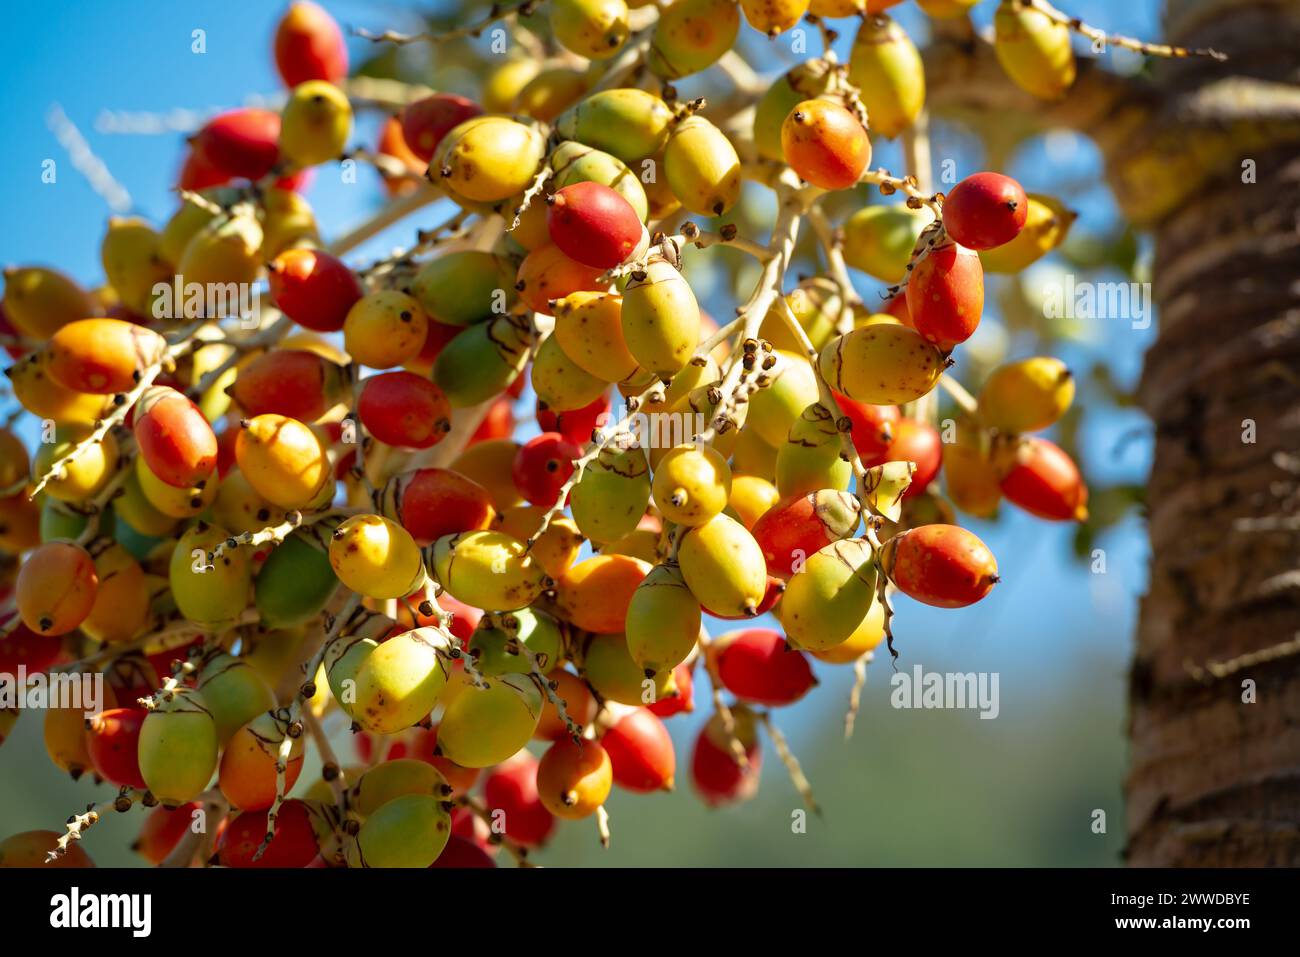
(0, 0), (1155, 865)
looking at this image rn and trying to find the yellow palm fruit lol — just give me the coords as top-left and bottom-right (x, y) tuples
(553, 291), (637, 383)
(2, 266), (91, 339)
(555, 88), (674, 165)
(514, 68), (590, 123)
(819, 325), (944, 405)
(571, 446), (652, 545)
(343, 290), (428, 370)
(663, 115), (741, 217)
(81, 543), (149, 644)
(100, 217), (172, 317)
(747, 350), (820, 447)
(808, 598), (884, 663)
(727, 474), (780, 529)
(177, 208), (263, 293)
(847, 14), (926, 139)
(753, 60), (835, 162)
(329, 514), (425, 600)
(451, 439), (522, 511)
(993, 0), (1077, 101)
(677, 513), (767, 617)
(532, 334), (609, 412)
(621, 258), (701, 378)
(780, 538), (877, 651)
(775, 402), (853, 499)
(551, 0), (630, 59)
(625, 561), (702, 675)
(169, 523), (253, 630)
(648, 0), (740, 79)
(260, 187), (319, 257)
(135, 456), (216, 519)
(433, 116), (546, 204)
(652, 443), (732, 526)
(740, 0), (811, 37)
(494, 505), (583, 578)
(916, 0), (980, 17)
(979, 194), (1076, 274)
(32, 428), (119, 503)
(430, 530), (545, 611)
(484, 58), (542, 113)
(842, 204), (934, 283)
(280, 80), (352, 167)
(977, 357), (1074, 433)
(7, 353), (111, 426)
(731, 425), (779, 481)
(234, 413), (332, 510)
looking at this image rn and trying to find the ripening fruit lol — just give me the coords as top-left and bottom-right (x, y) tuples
(749, 351), (820, 447)
(906, 240), (984, 351)
(329, 514), (425, 600)
(782, 99), (871, 191)
(602, 708), (675, 792)
(978, 357), (1074, 434)
(820, 323), (944, 405)
(267, 248), (362, 333)
(452, 439), (523, 511)
(2, 266), (92, 340)
(113, 470), (178, 537)
(622, 258), (701, 378)
(994, 0), (1076, 100)
(82, 544), (149, 644)
(556, 555), (651, 634)
(255, 531), (341, 629)
(0, 494), (40, 553)
(848, 15), (926, 139)
(350, 759), (449, 819)
(550, 141), (649, 222)
(357, 372), (451, 449)
(348, 794), (452, 868)
(86, 707), (147, 788)
(691, 710), (761, 806)
(0, 830), (95, 869)
(32, 427), (119, 503)
(780, 538), (877, 651)
(100, 217), (172, 317)
(980, 193), (1076, 273)
(411, 251), (516, 327)
(170, 523), (253, 629)
(625, 562), (702, 675)
(652, 444), (731, 527)
(713, 628), (816, 706)
(353, 627), (452, 735)
(47, 318), (166, 394)
(174, 207), (263, 291)
(16, 541), (97, 635)
(230, 349), (345, 424)
(536, 669), (597, 742)
(995, 437), (1088, 521)
(434, 116), (547, 204)
(761, 276), (845, 353)
(511, 432), (580, 507)
(536, 738), (612, 819)
(433, 314), (531, 406)
(837, 393), (899, 463)
(380, 467), (495, 547)
(740, 0), (810, 36)
(43, 698), (94, 779)
(235, 413), (332, 509)
(678, 513), (768, 618)
(219, 710), (305, 810)
(497, 506), (580, 580)
(400, 93), (482, 162)
(569, 446), (650, 544)
(843, 204), (933, 284)
(649, 0), (740, 78)
(752, 489), (861, 577)
(515, 243), (606, 318)
(343, 291), (428, 370)
(7, 353), (112, 426)
(663, 115), (742, 217)
(583, 632), (675, 705)
(551, 0), (630, 59)
(437, 673), (544, 768)
(484, 752), (555, 846)
(884, 523), (998, 608)
(555, 88), (673, 164)
(809, 598), (885, 663)
(134, 804), (200, 865)
(514, 67), (588, 123)
(275, 1), (347, 86)
(548, 182), (643, 270)
(134, 455), (215, 519)
(133, 386), (218, 488)
(139, 689), (220, 805)
(192, 109), (280, 180)
(775, 402), (853, 499)
(887, 418), (943, 499)
(431, 530), (545, 611)
(552, 292), (636, 385)
(943, 172), (1029, 250)
(217, 800), (319, 867)
(196, 651), (277, 745)
(485, 58), (543, 113)
(753, 60), (835, 162)
(944, 429), (1001, 519)
(728, 474), (781, 530)
(280, 80), (352, 167)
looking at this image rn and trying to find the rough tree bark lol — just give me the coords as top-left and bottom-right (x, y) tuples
(925, 0), (1300, 865)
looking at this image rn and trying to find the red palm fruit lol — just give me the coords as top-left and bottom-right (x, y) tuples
(133, 386), (218, 488)
(884, 523), (998, 608)
(691, 714), (761, 807)
(471, 396), (515, 444)
(0, 618), (63, 677)
(86, 707), (148, 789)
(835, 392), (899, 463)
(134, 802), (200, 865)
(357, 371), (452, 449)
(702, 574), (785, 620)
(379, 467), (495, 546)
(230, 349), (344, 423)
(886, 418), (942, 498)
(752, 490), (861, 577)
(400, 94), (483, 162)
(537, 393), (609, 445)
(177, 146), (230, 191)
(274, 1), (348, 87)
(713, 628), (815, 706)
(648, 661), (695, 718)
(602, 708), (675, 793)
(267, 248), (362, 333)
(942, 171), (1028, 250)
(780, 99), (871, 191)
(431, 833), (497, 868)
(512, 432), (580, 506)
(997, 437), (1088, 521)
(376, 116), (423, 197)
(217, 800), (319, 867)
(547, 182), (644, 270)
(17, 542), (97, 636)
(192, 109), (281, 181)
(906, 240), (984, 351)
(516, 243), (606, 316)
(483, 752), (556, 847)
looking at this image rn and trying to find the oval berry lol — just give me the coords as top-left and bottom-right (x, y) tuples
(836, 393), (899, 463)
(886, 523), (998, 608)
(86, 707), (148, 789)
(133, 386), (218, 489)
(547, 181), (643, 270)
(997, 437), (1088, 522)
(942, 171), (1029, 250)
(906, 240), (984, 351)
(217, 800), (319, 868)
(714, 628), (816, 706)
(512, 432), (580, 506)
(358, 371), (452, 449)
(781, 99), (871, 191)
(268, 248), (363, 333)
(885, 418), (942, 499)
(400, 93), (483, 162)
(601, 708), (675, 793)
(274, 1), (348, 87)
(483, 752), (556, 847)
(192, 109), (281, 181)
(231, 349), (346, 423)
(752, 489), (861, 577)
